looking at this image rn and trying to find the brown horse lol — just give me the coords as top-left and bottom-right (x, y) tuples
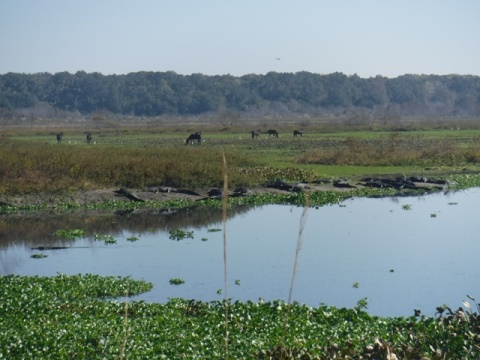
(56, 132), (63, 143)
(250, 130), (261, 139)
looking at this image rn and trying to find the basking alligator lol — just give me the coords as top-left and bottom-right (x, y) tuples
(148, 186), (201, 196)
(359, 176), (447, 190)
(265, 180), (308, 192)
(114, 187), (145, 202)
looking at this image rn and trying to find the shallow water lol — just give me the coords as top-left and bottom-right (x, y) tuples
(1, 188), (479, 317)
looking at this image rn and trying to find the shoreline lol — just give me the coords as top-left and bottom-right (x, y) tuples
(0, 176), (449, 212)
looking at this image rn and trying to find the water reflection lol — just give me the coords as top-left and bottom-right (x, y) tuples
(1, 189), (479, 317)
(0, 205), (252, 248)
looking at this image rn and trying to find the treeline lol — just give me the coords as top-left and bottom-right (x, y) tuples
(1, 71), (479, 118)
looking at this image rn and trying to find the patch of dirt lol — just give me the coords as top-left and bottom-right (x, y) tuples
(0, 186), (327, 208)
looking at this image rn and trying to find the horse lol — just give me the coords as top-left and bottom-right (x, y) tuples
(86, 132), (92, 144)
(186, 132), (202, 145)
(56, 132), (63, 143)
(267, 129), (279, 138)
(293, 129), (304, 138)
(250, 130), (261, 140)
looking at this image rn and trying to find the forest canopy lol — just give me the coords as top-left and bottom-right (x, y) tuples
(0, 71), (479, 118)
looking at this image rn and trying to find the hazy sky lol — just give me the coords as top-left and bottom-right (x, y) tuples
(1, 1), (479, 78)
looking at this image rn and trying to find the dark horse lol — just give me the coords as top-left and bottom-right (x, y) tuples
(86, 132), (92, 144)
(186, 132), (202, 145)
(56, 132), (63, 143)
(267, 129), (279, 138)
(250, 130), (261, 139)
(293, 129), (304, 138)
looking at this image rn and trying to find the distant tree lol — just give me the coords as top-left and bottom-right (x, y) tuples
(321, 72), (354, 107)
(351, 75), (388, 108)
(1, 71), (480, 118)
(386, 75), (426, 105)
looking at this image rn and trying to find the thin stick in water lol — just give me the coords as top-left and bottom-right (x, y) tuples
(222, 151), (229, 359)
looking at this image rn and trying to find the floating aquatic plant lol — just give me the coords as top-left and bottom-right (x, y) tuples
(0, 279), (477, 359)
(356, 297), (369, 310)
(169, 229), (194, 241)
(95, 234), (117, 245)
(169, 278), (185, 285)
(54, 228), (86, 239)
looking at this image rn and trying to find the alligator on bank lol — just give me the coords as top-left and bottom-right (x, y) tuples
(264, 180), (307, 192)
(145, 185), (253, 201)
(114, 176), (448, 205)
(147, 186), (201, 196)
(265, 176), (447, 193)
(359, 176), (447, 190)
(114, 187), (145, 202)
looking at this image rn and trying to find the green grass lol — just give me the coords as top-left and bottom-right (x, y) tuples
(2, 128), (480, 197)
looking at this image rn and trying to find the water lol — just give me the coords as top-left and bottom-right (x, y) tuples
(1, 188), (479, 317)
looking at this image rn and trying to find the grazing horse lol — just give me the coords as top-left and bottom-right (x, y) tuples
(86, 132), (92, 144)
(293, 129), (304, 138)
(267, 129), (279, 138)
(56, 132), (63, 143)
(186, 132), (202, 145)
(250, 130), (260, 140)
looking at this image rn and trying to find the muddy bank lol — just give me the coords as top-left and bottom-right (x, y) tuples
(0, 176), (448, 210)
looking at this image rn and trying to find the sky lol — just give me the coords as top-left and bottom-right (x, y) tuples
(1, 0), (479, 78)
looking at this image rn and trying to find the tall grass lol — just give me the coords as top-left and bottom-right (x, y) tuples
(297, 133), (480, 167)
(4, 130), (480, 196)
(0, 139), (263, 194)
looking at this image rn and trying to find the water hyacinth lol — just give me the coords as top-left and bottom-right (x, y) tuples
(1, 278), (478, 359)
(54, 228), (86, 239)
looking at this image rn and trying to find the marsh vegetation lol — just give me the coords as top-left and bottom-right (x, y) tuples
(1, 126), (480, 358)
(1, 127), (480, 198)
(1, 274), (479, 358)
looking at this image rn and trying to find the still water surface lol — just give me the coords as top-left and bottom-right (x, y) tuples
(1, 188), (479, 317)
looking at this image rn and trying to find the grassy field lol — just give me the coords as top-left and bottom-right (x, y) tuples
(2, 126), (480, 195)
